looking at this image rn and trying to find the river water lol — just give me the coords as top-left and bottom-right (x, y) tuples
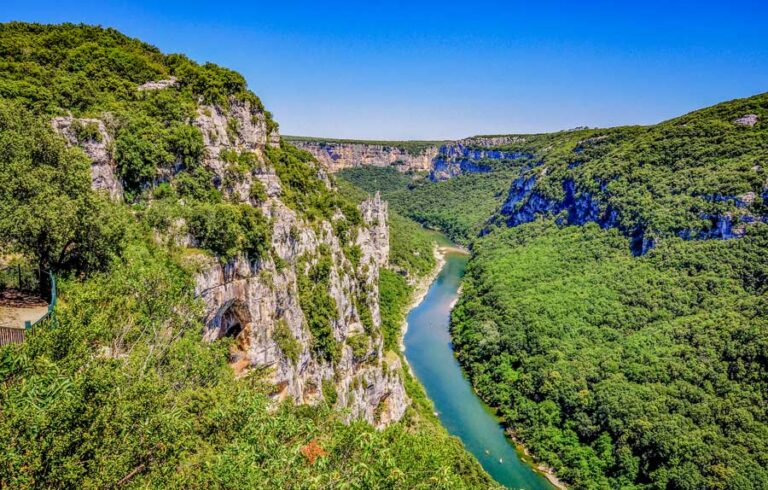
(403, 250), (555, 490)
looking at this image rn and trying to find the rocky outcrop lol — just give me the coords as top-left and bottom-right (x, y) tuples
(51, 116), (123, 200)
(137, 77), (178, 91)
(498, 173), (766, 256)
(734, 114), (759, 127)
(458, 135), (527, 147)
(430, 144), (534, 180)
(358, 192), (389, 268)
(288, 140), (437, 173)
(289, 137), (536, 181)
(195, 98), (275, 167)
(52, 96), (407, 427)
(193, 97), (282, 202)
(186, 104), (407, 428)
(193, 194), (408, 428)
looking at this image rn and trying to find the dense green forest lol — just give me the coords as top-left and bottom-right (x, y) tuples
(338, 166), (514, 244)
(448, 96), (768, 489)
(452, 222), (768, 489)
(0, 23), (494, 488)
(341, 94), (768, 489)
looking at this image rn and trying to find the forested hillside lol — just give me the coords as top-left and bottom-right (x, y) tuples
(450, 96), (768, 488)
(0, 23), (493, 489)
(342, 93), (768, 489)
(338, 166), (516, 244)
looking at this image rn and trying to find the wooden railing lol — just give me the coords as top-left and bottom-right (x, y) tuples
(25, 271), (57, 329)
(0, 327), (25, 345)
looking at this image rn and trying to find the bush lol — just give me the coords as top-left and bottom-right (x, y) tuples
(272, 318), (301, 363)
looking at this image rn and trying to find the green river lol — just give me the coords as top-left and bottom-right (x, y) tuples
(403, 249), (556, 490)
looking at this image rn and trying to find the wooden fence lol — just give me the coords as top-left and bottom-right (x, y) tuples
(0, 326), (25, 346)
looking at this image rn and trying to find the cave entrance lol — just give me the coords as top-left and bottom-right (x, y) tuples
(209, 299), (251, 342)
(221, 306), (243, 339)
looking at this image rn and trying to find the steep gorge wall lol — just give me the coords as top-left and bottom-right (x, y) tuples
(53, 81), (409, 428)
(287, 139), (437, 173)
(288, 137), (532, 180)
(494, 113), (768, 255)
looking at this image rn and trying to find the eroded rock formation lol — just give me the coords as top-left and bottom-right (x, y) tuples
(288, 140), (437, 173)
(288, 137), (533, 181)
(52, 86), (409, 428)
(194, 193), (407, 427)
(51, 116), (123, 200)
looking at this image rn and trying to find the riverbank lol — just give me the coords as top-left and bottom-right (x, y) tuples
(398, 244), (468, 354)
(506, 429), (567, 490)
(400, 239), (567, 490)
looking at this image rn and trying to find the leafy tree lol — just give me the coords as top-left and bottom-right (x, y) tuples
(0, 101), (124, 274)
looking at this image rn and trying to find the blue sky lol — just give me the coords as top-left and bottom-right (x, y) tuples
(3, 1), (768, 139)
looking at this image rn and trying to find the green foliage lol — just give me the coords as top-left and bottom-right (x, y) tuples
(378, 269), (412, 352)
(166, 122), (204, 167)
(0, 21), (495, 490)
(452, 221), (768, 489)
(0, 101), (125, 274)
(340, 166), (514, 244)
(186, 202), (271, 261)
(0, 22), (274, 123)
(322, 378), (338, 406)
(0, 231), (493, 489)
(338, 166), (417, 194)
(69, 119), (102, 143)
(114, 115), (174, 195)
(489, 94), (768, 236)
(347, 334), (370, 360)
(272, 318), (301, 364)
(268, 143), (363, 229)
(174, 166), (221, 202)
(388, 213), (438, 277)
(296, 251), (341, 363)
(249, 177), (268, 203)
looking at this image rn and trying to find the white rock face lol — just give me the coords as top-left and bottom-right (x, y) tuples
(358, 192), (389, 268)
(734, 114), (759, 127)
(189, 102), (408, 427)
(195, 100), (268, 165)
(289, 136), (531, 179)
(137, 77), (178, 91)
(458, 135), (527, 147)
(194, 194), (408, 428)
(51, 117), (123, 200)
(289, 140), (437, 173)
(54, 96), (408, 427)
(193, 97), (282, 203)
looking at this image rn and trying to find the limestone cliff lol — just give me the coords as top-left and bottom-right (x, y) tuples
(193, 192), (407, 427)
(287, 136), (532, 181)
(193, 105), (408, 426)
(55, 83), (409, 428)
(52, 116), (123, 200)
(287, 139), (437, 173)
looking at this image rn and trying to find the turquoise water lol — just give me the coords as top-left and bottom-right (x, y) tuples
(403, 251), (555, 490)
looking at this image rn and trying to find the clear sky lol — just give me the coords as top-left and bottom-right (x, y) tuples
(3, 1), (768, 140)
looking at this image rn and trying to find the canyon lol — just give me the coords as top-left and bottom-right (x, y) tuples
(54, 84), (409, 428)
